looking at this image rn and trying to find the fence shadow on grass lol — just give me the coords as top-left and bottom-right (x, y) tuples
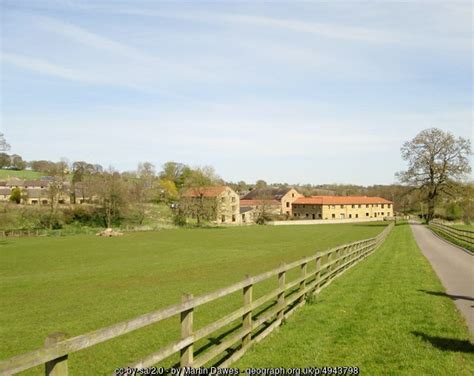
(411, 331), (474, 353)
(418, 289), (474, 302)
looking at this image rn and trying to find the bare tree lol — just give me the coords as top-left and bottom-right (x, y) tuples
(396, 128), (471, 223)
(178, 166), (222, 226)
(0, 133), (10, 152)
(130, 162), (156, 225)
(92, 169), (127, 228)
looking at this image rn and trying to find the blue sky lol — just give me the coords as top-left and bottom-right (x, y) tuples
(0, 0), (472, 185)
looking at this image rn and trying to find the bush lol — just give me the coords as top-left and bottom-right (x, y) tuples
(39, 212), (64, 229)
(173, 213), (187, 227)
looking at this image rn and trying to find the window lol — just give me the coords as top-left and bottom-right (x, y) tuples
(306, 213), (309, 218)
(231, 197), (236, 203)
(332, 214), (336, 219)
(221, 197), (225, 202)
(340, 205), (344, 208)
(388, 204), (391, 208)
(374, 213), (377, 217)
(312, 214), (315, 219)
(340, 213), (345, 219)
(349, 214), (352, 218)
(294, 213), (297, 217)
(232, 205), (236, 212)
(358, 204), (361, 208)
(381, 212), (384, 216)
(292, 193), (295, 197)
(355, 214), (359, 218)
(242, 214), (245, 222)
(318, 214), (322, 218)
(232, 215), (236, 222)
(366, 204), (369, 208)
(351, 205), (355, 208)
(381, 204), (384, 208)
(366, 213), (369, 216)
(221, 215), (226, 222)
(303, 204), (305, 208)
(286, 211), (290, 215)
(286, 202), (290, 208)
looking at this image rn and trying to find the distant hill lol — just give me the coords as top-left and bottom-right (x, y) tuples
(0, 169), (43, 180)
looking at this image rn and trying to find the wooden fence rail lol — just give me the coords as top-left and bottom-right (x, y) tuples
(0, 223), (394, 375)
(430, 221), (474, 249)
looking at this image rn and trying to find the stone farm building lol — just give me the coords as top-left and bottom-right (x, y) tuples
(241, 187), (302, 217)
(292, 196), (393, 220)
(0, 178), (70, 205)
(183, 186), (243, 224)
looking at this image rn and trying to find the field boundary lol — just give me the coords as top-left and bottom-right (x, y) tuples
(428, 221), (473, 253)
(268, 218), (385, 226)
(0, 223), (394, 375)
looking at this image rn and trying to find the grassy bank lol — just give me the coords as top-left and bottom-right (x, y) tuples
(0, 169), (43, 180)
(235, 223), (473, 374)
(0, 222), (386, 374)
(429, 225), (473, 253)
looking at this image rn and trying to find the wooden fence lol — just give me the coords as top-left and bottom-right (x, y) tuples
(0, 230), (46, 237)
(0, 223), (394, 375)
(429, 221), (474, 250)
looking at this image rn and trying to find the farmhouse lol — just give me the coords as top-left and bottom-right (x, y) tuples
(0, 178), (71, 205)
(183, 186), (241, 224)
(241, 187), (302, 217)
(292, 196), (393, 220)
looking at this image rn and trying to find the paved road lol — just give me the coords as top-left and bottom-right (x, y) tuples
(410, 222), (474, 334)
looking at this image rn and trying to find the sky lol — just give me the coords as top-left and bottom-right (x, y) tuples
(0, 0), (472, 186)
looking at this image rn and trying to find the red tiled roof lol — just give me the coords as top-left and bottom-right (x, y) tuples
(294, 195), (392, 205)
(183, 186), (228, 198)
(240, 199), (280, 207)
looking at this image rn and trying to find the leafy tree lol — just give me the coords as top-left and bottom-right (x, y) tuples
(396, 128), (471, 223)
(158, 179), (178, 203)
(9, 187), (22, 204)
(159, 161), (192, 189)
(10, 154), (26, 170)
(255, 179), (268, 189)
(0, 153), (10, 168)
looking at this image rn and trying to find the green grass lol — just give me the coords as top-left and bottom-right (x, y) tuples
(0, 222), (386, 375)
(452, 224), (474, 231)
(428, 226), (473, 253)
(0, 169), (43, 180)
(234, 223), (474, 375)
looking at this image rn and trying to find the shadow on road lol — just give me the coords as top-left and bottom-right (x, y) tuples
(418, 289), (474, 302)
(411, 331), (474, 353)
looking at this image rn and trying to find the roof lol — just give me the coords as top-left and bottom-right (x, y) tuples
(242, 187), (295, 201)
(240, 207), (254, 214)
(240, 199), (281, 207)
(25, 189), (49, 198)
(0, 188), (11, 195)
(294, 196), (393, 205)
(183, 186), (229, 198)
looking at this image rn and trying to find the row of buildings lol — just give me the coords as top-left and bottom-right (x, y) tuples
(0, 177), (393, 223)
(183, 186), (393, 224)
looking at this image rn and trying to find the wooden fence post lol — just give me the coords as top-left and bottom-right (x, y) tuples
(242, 276), (253, 347)
(278, 265), (286, 321)
(314, 254), (322, 294)
(45, 333), (68, 376)
(180, 293), (194, 367)
(299, 262), (307, 303)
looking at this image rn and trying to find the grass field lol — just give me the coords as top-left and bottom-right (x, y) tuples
(0, 169), (43, 180)
(0, 222), (386, 374)
(235, 223), (474, 375)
